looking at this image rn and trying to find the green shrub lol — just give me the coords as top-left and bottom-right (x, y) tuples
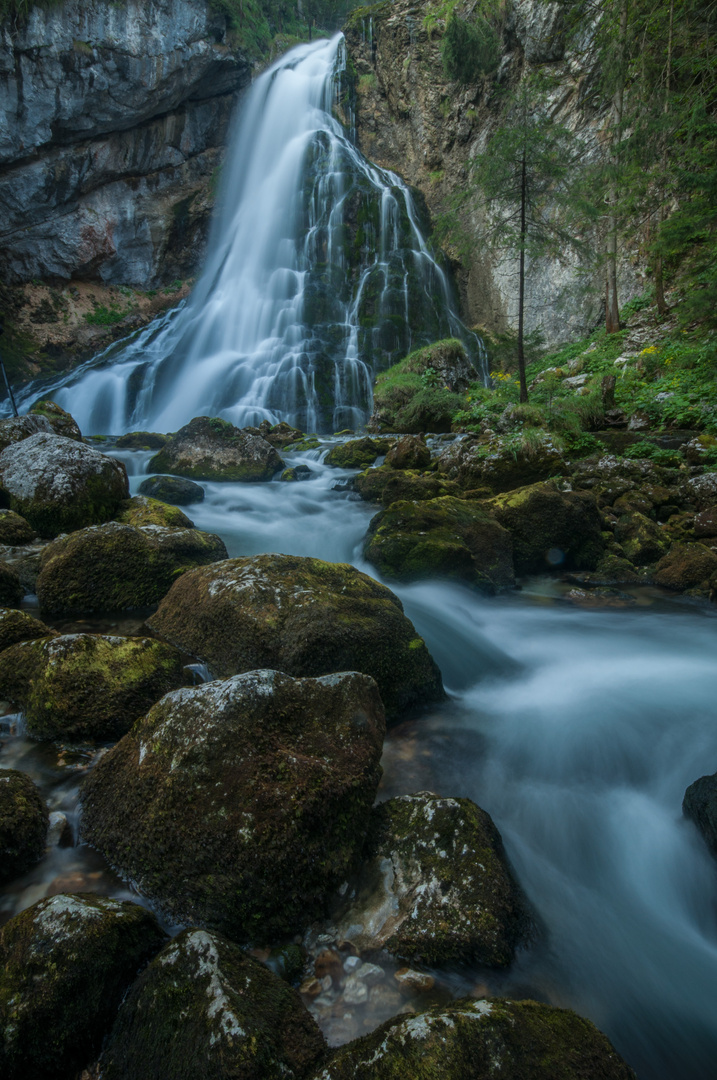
(442, 13), (500, 83)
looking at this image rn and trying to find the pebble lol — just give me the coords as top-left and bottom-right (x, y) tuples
(315, 948), (343, 983)
(343, 955), (362, 974)
(394, 967), (435, 995)
(46, 811), (73, 847)
(299, 977), (322, 998)
(355, 962), (385, 986)
(343, 975), (369, 1005)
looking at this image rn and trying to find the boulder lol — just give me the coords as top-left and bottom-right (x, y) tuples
(354, 465), (461, 507)
(0, 433), (129, 538)
(36, 521), (228, 616)
(0, 770), (48, 884)
(0, 561), (23, 607)
(384, 434), (431, 470)
(138, 474), (205, 504)
(253, 420), (305, 448)
(0, 633), (187, 741)
(683, 773), (717, 859)
(694, 506), (717, 539)
(0, 894), (166, 1080)
(334, 793), (531, 967)
(364, 497), (515, 592)
(81, 669), (386, 940)
(687, 472), (717, 511)
(324, 438), (389, 469)
(313, 997), (636, 1080)
(100, 929), (326, 1080)
(148, 416), (284, 482)
(436, 432), (565, 494)
(28, 400), (82, 441)
(115, 494), (194, 528)
(0, 543), (45, 593)
(0, 509), (35, 546)
(0, 414), (54, 454)
(613, 511), (668, 565)
(653, 543), (717, 593)
(146, 554), (443, 717)
(489, 482), (604, 575)
(571, 454), (674, 507)
(115, 431), (169, 449)
(281, 465), (313, 482)
(0, 608), (55, 653)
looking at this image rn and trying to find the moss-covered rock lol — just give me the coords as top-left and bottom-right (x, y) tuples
(101, 929), (326, 1080)
(0, 414), (54, 454)
(370, 340), (474, 434)
(489, 482), (603, 575)
(324, 437), (389, 469)
(149, 417), (284, 482)
(28, 400), (82, 441)
(36, 521), (228, 616)
(82, 669), (385, 941)
(0, 509), (35, 545)
(115, 431), (168, 450)
(687, 472), (717, 511)
(146, 554), (443, 718)
(138, 474), (205, 504)
(571, 454), (674, 508)
(683, 773), (717, 859)
(653, 542), (717, 593)
(0, 560), (23, 607)
(0, 770), (48, 884)
(364, 497), (515, 593)
(311, 996), (636, 1080)
(334, 793), (531, 967)
(613, 511), (668, 566)
(354, 465), (461, 507)
(384, 434), (431, 470)
(694, 505), (717, 539)
(0, 894), (166, 1080)
(0, 633), (187, 741)
(115, 495), (194, 529)
(436, 432), (565, 495)
(0, 433), (129, 538)
(281, 465), (313, 482)
(0, 608), (55, 652)
(251, 420), (305, 449)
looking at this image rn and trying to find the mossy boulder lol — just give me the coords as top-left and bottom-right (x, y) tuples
(370, 339), (473, 433)
(281, 465), (313, 482)
(149, 416), (284, 482)
(101, 929), (326, 1080)
(0, 509), (34, 545)
(0, 560), (23, 607)
(384, 434), (431, 470)
(28, 400), (82, 441)
(0, 608), (55, 653)
(0, 433), (129, 538)
(251, 419), (305, 448)
(115, 495), (194, 529)
(0, 894), (166, 1080)
(325, 438), (389, 469)
(36, 521), (228, 616)
(571, 454), (670, 508)
(138, 474), (205, 504)
(364, 497), (515, 593)
(687, 472), (717, 511)
(489, 482), (603, 575)
(613, 511), (668, 566)
(334, 792), (531, 967)
(0, 633), (187, 741)
(146, 554), (443, 718)
(683, 773), (717, 859)
(354, 465), (461, 507)
(313, 997), (636, 1080)
(694, 505), (717, 539)
(0, 770), (48, 884)
(115, 431), (168, 450)
(436, 433), (565, 495)
(653, 542), (717, 593)
(0, 414), (54, 454)
(81, 669), (385, 941)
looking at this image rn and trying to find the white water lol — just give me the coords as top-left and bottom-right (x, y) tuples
(13, 36), (480, 435)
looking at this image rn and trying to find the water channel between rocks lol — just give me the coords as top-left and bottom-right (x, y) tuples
(2, 441), (716, 1080)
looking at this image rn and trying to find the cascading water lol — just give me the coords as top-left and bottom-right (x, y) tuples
(14, 35), (480, 436)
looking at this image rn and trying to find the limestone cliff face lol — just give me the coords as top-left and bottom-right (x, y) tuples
(0, 0), (252, 287)
(344, 0), (642, 348)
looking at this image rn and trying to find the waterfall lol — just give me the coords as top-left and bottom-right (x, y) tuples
(17, 35), (480, 436)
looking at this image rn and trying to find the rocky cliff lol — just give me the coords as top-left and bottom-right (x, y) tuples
(344, 0), (642, 349)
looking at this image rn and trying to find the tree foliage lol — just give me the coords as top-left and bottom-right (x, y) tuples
(442, 11), (500, 83)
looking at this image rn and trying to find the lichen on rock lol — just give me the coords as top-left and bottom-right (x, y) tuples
(149, 416), (285, 481)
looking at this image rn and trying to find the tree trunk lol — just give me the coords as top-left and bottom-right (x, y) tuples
(518, 147), (528, 403)
(606, 0), (628, 334)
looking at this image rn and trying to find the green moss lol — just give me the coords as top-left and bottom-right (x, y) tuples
(0, 770), (48, 884)
(0, 509), (35, 545)
(115, 495), (194, 529)
(324, 437), (389, 469)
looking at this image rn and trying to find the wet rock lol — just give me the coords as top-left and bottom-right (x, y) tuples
(0, 509), (35, 546)
(312, 996), (636, 1080)
(47, 811), (73, 848)
(147, 553), (443, 718)
(28, 400), (82, 441)
(149, 416), (284, 482)
(393, 968), (435, 994)
(0, 561), (23, 607)
(0, 894), (166, 1080)
(81, 669), (385, 941)
(363, 498), (515, 593)
(694, 506), (717, 539)
(0, 633), (187, 741)
(0, 415), (54, 454)
(138, 473), (205, 504)
(115, 431), (169, 450)
(100, 929), (326, 1080)
(683, 774), (717, 859)
(436, 432), (565, 494)
(354, 465), (461, 507)
(260, 421), (306, 448)
(613, 511), (668, 566)
(489, 481), (603, 575)
(384, 435), (431, 471)
(334, 793), (531, 968)
(36, 521), (228, 616)
(0, 770), (48, 884)
(653, 543), (717, 594)
(0, 433), (129, 538)
(325, 438), (389, 469)
(0, 608), (55, 653)
(0, 541), (46, 593)
(282, 465), (313, 482)
(573, 555), (641, 587)
(115, 494), (194, 528)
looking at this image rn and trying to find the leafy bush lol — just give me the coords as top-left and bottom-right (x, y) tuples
(442, 13), (500, 83)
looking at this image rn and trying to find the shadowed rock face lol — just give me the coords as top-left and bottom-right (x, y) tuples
(0, 0), (253, 286)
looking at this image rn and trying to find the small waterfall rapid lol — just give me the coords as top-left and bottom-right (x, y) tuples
(19, 35), (478, 435)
